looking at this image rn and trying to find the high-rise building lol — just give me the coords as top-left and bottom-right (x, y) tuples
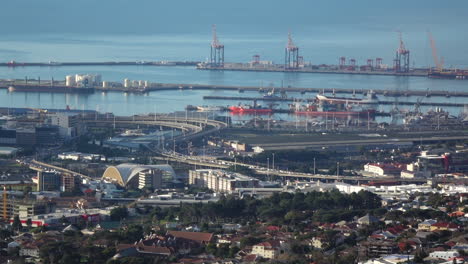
(61, 173), (75, 193)
(138, 169), (162, 190)
(37, 171), (61, 192)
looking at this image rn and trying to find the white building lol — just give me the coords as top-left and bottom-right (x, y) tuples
(429, 250), (459, 260)
(189, 169), (259, 194)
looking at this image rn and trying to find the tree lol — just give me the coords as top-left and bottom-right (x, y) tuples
(26, 218), (32, 229)
(110, 207), (128, 221)
(12, 215), (22, 232)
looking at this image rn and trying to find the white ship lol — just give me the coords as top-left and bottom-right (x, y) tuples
(196, 105), (223, 111)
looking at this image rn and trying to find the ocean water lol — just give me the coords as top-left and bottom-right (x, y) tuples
(0, 0), (467, 116)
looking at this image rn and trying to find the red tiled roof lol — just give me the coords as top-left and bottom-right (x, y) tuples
(167, 231), (213, 243)
(431, 222), (459, 229)
(136, 245), (172, 255)
(266, 225), (280, 231)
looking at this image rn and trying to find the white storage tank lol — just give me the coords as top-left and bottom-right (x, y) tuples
(132, 80), (138, 87)
(144, 81), (149, 87)
(102, 81), (108, 88)
(138, 80), (144, 87)
(124, 78), (131, 88)
(66, 75), (76, 86)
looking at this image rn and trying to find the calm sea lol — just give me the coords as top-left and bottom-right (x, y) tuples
(0, 0), (467, 116)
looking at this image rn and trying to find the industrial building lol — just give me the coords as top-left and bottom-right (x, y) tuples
(101, 163), (176, 189)
(189, 169), (259, 194)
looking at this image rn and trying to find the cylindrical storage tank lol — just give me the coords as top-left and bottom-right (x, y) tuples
(132, 80), (138, 87)
(102, 81), (108, 88)
(144, 81), (149, 87)
(124, 78), (130, 88)
(66, 75), (76, 86)
(138, 80), (144, 87)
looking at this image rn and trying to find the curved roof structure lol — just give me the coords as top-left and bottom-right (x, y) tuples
(102, 163), (176, 186)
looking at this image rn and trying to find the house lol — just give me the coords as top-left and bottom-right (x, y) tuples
(19, 243), (40, 258)
(310, 237), (328, 249)
(417, 219), (437, 231)
(251, 241), (281, 259)
(167, 231), (214, 245)
(430, 222), (459, 232)
(357, 214), (380, 225)
(429, 250), (459, 260)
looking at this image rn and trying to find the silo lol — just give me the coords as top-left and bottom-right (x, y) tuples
(144, 81), (149, 87)
(124, 78), (130, 88)
(66, 75), (76, 86)
(102, 81), (108, 88)
(138, 80), (144, 87)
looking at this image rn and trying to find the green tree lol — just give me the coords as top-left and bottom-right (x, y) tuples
(110, 207), (128, 221)
(12, 215), (22, 232)
(26, 218), (32, 229)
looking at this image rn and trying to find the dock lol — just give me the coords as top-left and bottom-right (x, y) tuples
(197, 63), (429, 77)
(1, 79), (468, 99)
(0, 61), (200, 67)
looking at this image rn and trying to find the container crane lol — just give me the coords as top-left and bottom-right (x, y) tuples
(210, 24), (224, 67)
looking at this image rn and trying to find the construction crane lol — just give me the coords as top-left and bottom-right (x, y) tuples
(428, 31), (443, 71)
(210, 24), (224, 67)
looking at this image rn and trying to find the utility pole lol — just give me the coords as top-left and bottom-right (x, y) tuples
(336, 162), (340, 177)
(267, 158), (270, 181)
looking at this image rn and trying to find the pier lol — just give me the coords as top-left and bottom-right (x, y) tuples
(1, 78), (468, 100)
(202, 95), (467, 107)
(0, 61), (200, 67)
(197, 63), (429, 77)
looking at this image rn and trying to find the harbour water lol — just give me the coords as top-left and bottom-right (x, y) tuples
(1, 0), (467, 118)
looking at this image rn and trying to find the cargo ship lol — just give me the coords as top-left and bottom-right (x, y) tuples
(428, 69), (468, 80)
(291, 101), (376, 117)
(316, 91), (378, 104)
(7, 85), (94, 94)
(229, 102), (272, 114)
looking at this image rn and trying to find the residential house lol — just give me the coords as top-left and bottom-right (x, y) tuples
(251, 241), (281, 259)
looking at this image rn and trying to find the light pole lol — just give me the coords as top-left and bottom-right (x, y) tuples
(272, 153), (275, 171)
(267, 157), (270, 180)
(313, 157), (316, 174)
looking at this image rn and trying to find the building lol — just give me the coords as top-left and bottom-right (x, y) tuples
(429, 251), (459, 260)
(61, 173), (75, 193)
(15, 200), (55, 219)
(359, 239), (398, 258)
(16, 128), (36, 146)
(50, 112), (84, 138)
(0, 146), (18, 156)
(251, 241), (280, 259)
(36, 172), (61, 192)
(35, 126), (60, 145)
(0, 129), (16, 144)
(417, 219), (437, 231)
(138, 169), (162, 190)
(189, 169), (259, 194)
(102, 164), (176, 188)
(364, 163), (402, 176)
